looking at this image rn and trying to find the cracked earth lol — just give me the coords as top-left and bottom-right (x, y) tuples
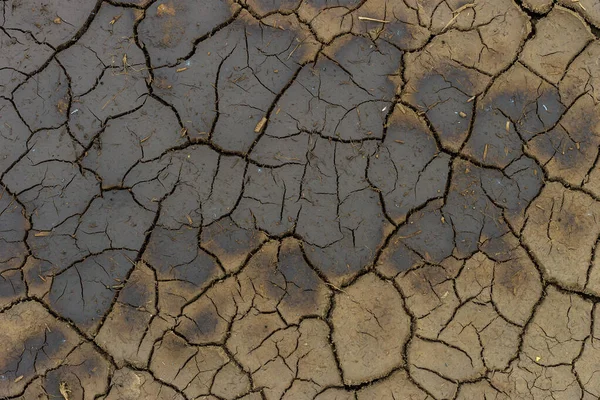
(3, 0), (600, 399)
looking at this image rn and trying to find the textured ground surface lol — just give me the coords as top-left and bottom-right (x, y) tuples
(2, 0), (600, 399)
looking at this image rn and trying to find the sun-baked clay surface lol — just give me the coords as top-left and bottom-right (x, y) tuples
(2, 0), (600, 398)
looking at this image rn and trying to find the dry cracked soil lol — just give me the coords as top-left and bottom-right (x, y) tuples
(2, 0), (600, 399)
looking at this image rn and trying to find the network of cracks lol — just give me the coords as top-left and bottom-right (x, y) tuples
(2, 0), (600, 398)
